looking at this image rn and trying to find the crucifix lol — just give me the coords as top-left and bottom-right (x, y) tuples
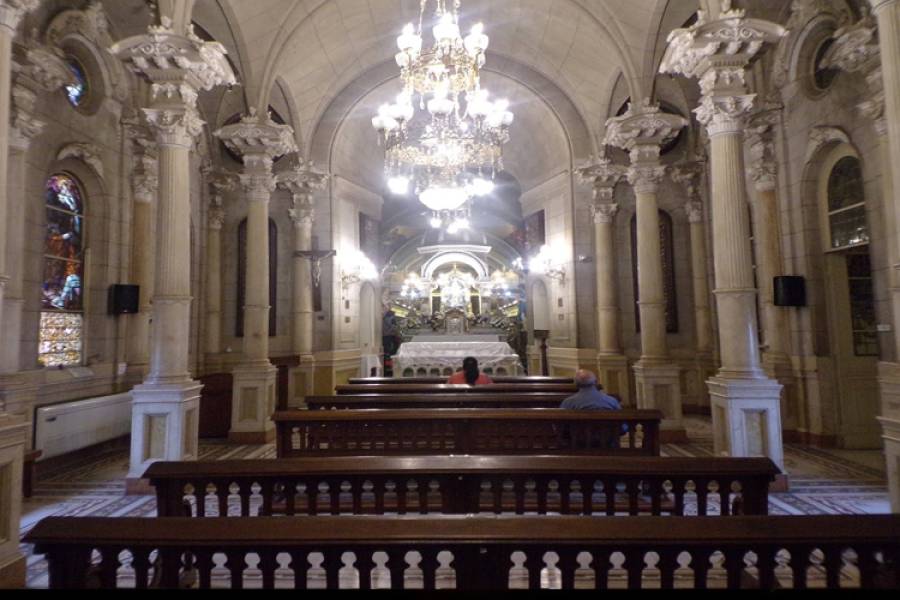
(295, 249), (336, 286)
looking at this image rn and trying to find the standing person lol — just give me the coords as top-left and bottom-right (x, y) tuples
(382, 309), (400, 356)
(447, 356), (494, 385)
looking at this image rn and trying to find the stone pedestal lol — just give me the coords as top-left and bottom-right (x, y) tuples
(229, 363), (277, 443)
(126, 382), (201, 483)
(709, 376), (785, 473)
(0, 412), (28, 589)
(634, 362), (686, 441)
(290, 354), (315, 408)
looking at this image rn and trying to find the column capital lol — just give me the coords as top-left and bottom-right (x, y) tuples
(0, 0), (39, 32)
(9, 82), (44, 150)
(289, 202), (315, 227)
(123, 114), (159, 203)
(215, 107), (297, 173)
(207, 205), (226, 230)
(203, 167), (239, 203)
(575, 155), (625, 202)
(590, 202), (618, 225)
(685, 199), (705, 224)
(670, 161), (706, 201)
(238, 172), (277, 197)
(695, 94), (756, 136)
(604, 99), (687, 163)
(627, 165), (667, 195)
(276, 156), (329, 203)
(746, 111), (780, 192)
(143, 106), (204, 147)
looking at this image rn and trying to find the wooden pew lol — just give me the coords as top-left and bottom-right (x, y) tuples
(26, 514), (900, 589)
(274, 408), (661, 457)
(348, 376), (574, 385)
(145, 455), (778, 517)
(306, 393), (570, 409)
(335, 383), (578, 395)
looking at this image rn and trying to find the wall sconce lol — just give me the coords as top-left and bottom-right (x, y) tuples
(529, 244), (566, 284)
(341, 250), (378, 288)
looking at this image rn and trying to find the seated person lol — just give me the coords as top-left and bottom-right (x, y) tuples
(447, 356), (494, 385)
(560, 369), (623, 448)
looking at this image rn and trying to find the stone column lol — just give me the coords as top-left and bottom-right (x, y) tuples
(0, 412), (27, 587)
(672, 163), (716, 413)
(605, 100), (687, 437)
(867, 0), (900, 511)
(122, 118), (158, 374)
(576, 157), (630, 403)
(0, 1), (38, 364)
(113, 24), (236, 486)
(216, 111), (296, 443)
(201, 169), (235, 372)
(661, 7), (786, 473)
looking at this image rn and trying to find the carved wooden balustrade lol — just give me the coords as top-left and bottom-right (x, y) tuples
(306, 393), (570, 410)
(273, 409), (662, 458)
(145, 456), (778, 518)
(26, 515), (900, 589)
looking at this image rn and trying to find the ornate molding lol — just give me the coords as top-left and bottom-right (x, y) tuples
(207, 205), (226, 230)
(805, 126), (851, 162)
(19, 44), (78, 92)
(626, 165), (667, 195)
(9, 83), (44, 150)
(57, 142), (104, 178)
(215, 107), (298, 170)
(0, 0), (39, 32)
(238, 172), (277, 197)
(277, 157), (329, 202)
(203, 167), (239, 203)
(746, 110), (780, 192)
(604, 99), (687, 163)
(822, 17), (880, 73)
(143, 106), (204, 147)
(670, 162), (706, 200)
(685, 199), (705, 224)
(575, 154), (626, 203)
(590, 202), (618, 225)
(694, 94), (756, 136)
(47, 2), (110, 46)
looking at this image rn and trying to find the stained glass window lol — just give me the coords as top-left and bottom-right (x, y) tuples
(827, 156), (869, 249)
(39, 174), (85, 367)
(65, 58), (88, 108)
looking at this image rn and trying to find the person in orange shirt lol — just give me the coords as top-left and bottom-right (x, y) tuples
(447, 356), (493, 385)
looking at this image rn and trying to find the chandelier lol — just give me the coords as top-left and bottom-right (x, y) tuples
(372, 0), (514, 226)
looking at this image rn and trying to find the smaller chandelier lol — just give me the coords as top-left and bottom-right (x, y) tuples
(400, 272), (427, 300)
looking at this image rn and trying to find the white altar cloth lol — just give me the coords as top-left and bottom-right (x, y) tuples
(395, 341), (521, 377)
(411, 334), (501, 343)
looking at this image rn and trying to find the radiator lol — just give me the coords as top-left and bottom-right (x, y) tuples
(34, 393), (132, 460)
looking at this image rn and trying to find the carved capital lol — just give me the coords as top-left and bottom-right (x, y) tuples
(685, 199), (705, 224)
(203, 167), (238, 204)
(604, 99), (687, 163)
(276, 157), (329, 203)
(695, 94), (756, 136)
(289, 202), (315, 227)
(239, 172), (277, 197)
(575, 155), (625, 202)
(208, 205), (226, 230)
(215, 108), (297, 169)
(627, 165), (667, 195)
(590, 202), (618, 225)
(9, 83), (44, 150)
(132, 172), (158, 204)
(670, 162), (705, 200)
(823, 17), (880, 74)
(0, 0), (39, 31)
(746, 113), (779, 191)
(143, 106), (204, 147)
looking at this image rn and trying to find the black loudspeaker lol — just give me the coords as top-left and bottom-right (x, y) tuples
(774, 276), (806, 307)
(108, 284), (140, 315)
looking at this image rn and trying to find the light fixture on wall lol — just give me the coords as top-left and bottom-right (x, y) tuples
(372, 0), (513, 216)
(529, 245), (566, 284)
(340, 250), (378, 288)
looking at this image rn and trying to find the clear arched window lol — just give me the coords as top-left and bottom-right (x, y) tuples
(39, 174), (85, 367)
(827, 156), (869, 249)
(64, 57), (88, 108)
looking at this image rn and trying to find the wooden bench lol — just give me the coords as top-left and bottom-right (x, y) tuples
(348, 376), (574, 385)
(306, 393), (571, 410)
(335, 383), (579, 395)
(26, 514), (900, 589)
(274, 408), (661, 457)
(145, 455), (778, 517)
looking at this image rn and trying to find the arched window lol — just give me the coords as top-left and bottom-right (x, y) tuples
(630, 210), (678, 333)
(826, 156), (869, 249)
(236, 218), (277, 337)
(64, 57), (88, 108)
(39, 173), (85, 367)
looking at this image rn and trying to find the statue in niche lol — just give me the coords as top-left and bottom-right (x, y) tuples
(445, 308), (468, 335)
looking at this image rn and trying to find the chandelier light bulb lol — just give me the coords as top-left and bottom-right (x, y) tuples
(397, 23), (422, 54)
(471, 177), (494, 196)
(388, 176), (410, 195)
(419, 186), (468, 212)
(464, 22), (489, 56)
(430, 216), (443, 228)
(433, 12), (460, 43)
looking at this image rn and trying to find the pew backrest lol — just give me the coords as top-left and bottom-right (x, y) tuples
(26, 514), (900, 590)
(306, 393), (570, 409)
(348, 376), (574, 385)
(335, 383), (579, 395)
(144, 455), (778, 517)
(274, 408), (661, 457)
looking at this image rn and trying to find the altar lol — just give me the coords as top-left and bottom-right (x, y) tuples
(395, 338), (522, 378)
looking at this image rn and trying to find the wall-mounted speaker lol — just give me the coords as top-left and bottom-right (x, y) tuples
(774, 276), (806, 307)
(108, 284), (140, 315)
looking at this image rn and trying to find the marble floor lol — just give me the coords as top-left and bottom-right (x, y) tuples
(18, 417), (891, 588)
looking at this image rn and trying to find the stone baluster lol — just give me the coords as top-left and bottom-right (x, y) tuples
(112, 21), (236, 487)
(576, 156), (630, 403)
(866, 0), (900, 511)
(122, 117), (158, 374)
(672, 162), (715, 412)
(660, 5), (787, 474)
(605, 99), (687, 438)
(215, 110), (296, 443)
(201, 169), (235, 370)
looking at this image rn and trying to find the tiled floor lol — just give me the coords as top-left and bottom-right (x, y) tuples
(18, 417), (891, 588)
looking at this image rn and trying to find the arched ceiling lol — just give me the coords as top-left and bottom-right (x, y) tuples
(213, 0), (672, 149)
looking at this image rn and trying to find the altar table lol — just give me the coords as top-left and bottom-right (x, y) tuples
(395, 340), (522, 377)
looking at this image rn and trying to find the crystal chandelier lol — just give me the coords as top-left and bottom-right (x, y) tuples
(372, 0), (514, 226)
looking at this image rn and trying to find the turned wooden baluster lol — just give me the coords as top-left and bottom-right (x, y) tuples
(559, 477), (572, 514)
(603, 478), (616, 515)
(626, 478), (640, 515)
(259, 549), (279, 589)
(385, 548), (407, 589)
(755, 546), (776, 590)
(322, 548), (342, 589)
(355, 548), (375, 590)
(132, 548), (152, 589)
(692, 548), (711, 589)
(593, 549), (611, 589)
(418, 477), (430, 513)
(374, 478), (386, 514)
(558, 547), (579, 589)
(420, 547), (441, 590)
(159, 548), (182, 588)
(673, 479), (685, 516)
(290, 550), (309, 589)
(224, 550), (244, 589)
(194, 550), (213, 589)
(649, 479), (662, 515)
(724, 548), (745, 588)
(524, 547), (544, 589)
(791, 546), (810, 589)
(658, 549), (679, 589)
(329, 478), (341, 515)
